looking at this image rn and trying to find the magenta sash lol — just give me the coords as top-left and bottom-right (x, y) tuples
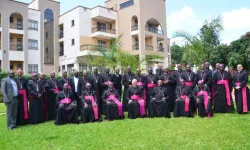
(18, 90), (29, 119)
(217, 80), (231, 106)
(147, 83), (156, 88)
(137, 82), (146, 105)
(60, 98), (72, 104)
(53, 88), (59, 93)
(197, 91), (209, 111)
(84, 96), (98, 120)
(130, 95), (146, 115)
(180, 95), (189, 112)
(104, 81), (110, 85)
(236, 82), (248, 112)
(184, 82), (193, 87)
(108, 95), (123, 116)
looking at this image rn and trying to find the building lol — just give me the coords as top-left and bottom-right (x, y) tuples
(0, 0), (170, 74)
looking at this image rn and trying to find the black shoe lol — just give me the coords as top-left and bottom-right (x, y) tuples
(98, 118), (103, 122)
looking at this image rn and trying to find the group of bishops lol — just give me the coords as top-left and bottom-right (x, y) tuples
(9, 62), (250, 127)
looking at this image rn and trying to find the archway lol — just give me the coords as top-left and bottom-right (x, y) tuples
(145, 18), (164, 35)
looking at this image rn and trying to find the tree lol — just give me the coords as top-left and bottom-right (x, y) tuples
(78, 35), (164, 72)
(209, 44), (230, 67)
(170, 45), (183, 64)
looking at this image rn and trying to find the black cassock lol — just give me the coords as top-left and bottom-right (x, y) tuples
(89, 74), (103, 114)
(58, 77), (70, 90)
(213, 71), (234, 113)
(45, 78), (60, 120)
(122, 72), (135, 111)
(126, 86), (145, 119)
(27, 80), (44, 124)
(101, 73), (114, 91)
(55, 91), (78, 125)
(102, 89), (121, 120)
(160, 73), (176, 112)
(196, 70), (212, 87)
(112, 73), (122, 98)
(80, 77), (92, 92)
(81, 90), (98, 123)
(15, 77), (29, 125)
(148, 86), (170, 118)
(173, 70), (183, 87)
(145, 74), (157, 109)
(233, 70), (250, 113)
(39, 79), (48, 121)
(193, 86), (213, 117)
(173, 86), (193, 117)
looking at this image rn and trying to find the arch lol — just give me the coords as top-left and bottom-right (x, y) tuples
(145, 18), (164, 35)
(131, 15), (138, 31)
(159, 42), (163, 48)
(44, 8), (54, 23)
(9, 12), (23, 30)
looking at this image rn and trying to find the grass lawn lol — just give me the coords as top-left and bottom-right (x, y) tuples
(0, 103), (250, 149)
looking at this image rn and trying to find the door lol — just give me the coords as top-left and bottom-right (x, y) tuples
(17, 18), (23, 30)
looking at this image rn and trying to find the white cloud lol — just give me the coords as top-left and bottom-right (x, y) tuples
(168, 6), (202, 37)
(222, 7), (250, 30)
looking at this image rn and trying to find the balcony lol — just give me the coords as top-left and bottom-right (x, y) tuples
(10, 23), (23, 30)
(158, 47), (164, 52)
(145, 26), (163, 36)
(91, 27), (116, 39)
(131, 25), (138, 31)
(80, 44), (110, 52)
(10, 44), (23, 51)
(91, 6), (117, 22)
(145, 45), (153, 51)
(132, 45), (139, 50)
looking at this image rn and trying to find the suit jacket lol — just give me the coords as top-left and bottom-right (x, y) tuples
(1, 78), (15, 103)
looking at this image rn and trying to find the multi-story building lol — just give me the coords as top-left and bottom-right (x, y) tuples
(0, 0), (170, 74)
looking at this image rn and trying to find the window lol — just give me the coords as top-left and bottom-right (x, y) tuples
(97, 40), (106, 47)
(79, 63), (88, 72)
(28, 20), (38, 30)
(46, 32), (48, 38)
(62, 65), (65, 71)
(46, 47), (48, 53)
(28, 39), (38, 50)
(71, 39), (75, 46)
(28, 64), (38, 73)
(71, 20), (75, 27)
(120, 0), (134, 9)
(59, 42), (64, 56)
(97, 22), (106, 32)
(10, 37), (13, 43)
(10, 17), (14, 23)
(67, 64), (74, 73)
(17, 18), (23, 30)
(17, 38), (22, 51)
(17, 64), (23, 70)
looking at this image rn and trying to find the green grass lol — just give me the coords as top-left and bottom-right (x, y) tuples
(0, 103), (250, 149)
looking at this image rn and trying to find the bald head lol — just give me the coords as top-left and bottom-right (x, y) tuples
(8, 71), (15, 79)
(132, 79), (137, 87)
(177, 64), (182, 70)
(17, 69), (23, 77)
(136, 69), (141, 75)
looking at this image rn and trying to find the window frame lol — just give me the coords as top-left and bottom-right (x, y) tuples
(28, 39), (38, 50)
(28, 64), (38, 74)
(28, 20), (38, 31)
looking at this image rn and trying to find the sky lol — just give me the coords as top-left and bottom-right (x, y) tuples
(17, 0), (250, 45)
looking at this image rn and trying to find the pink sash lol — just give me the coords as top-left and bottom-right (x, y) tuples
(180, 95), (189, 112)
(108, 95), (123, 116)
(236, 82), (248, 112)
(147, 83), (156, 88)
(18, 90), (29, 119)
(53, 88), (59, 93)
(197, 91), (209, 111)
(184, 82), (193, 87)
(217, 80), (231, 106)
(104, 81), (110, 85)
(84, 96), (98, 120)
(60, 98), (72, 104)
(130, 95), (146, 115)
(137, 82), (146, 105)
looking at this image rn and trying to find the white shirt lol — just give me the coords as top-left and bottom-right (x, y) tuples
(9, 78), (18, 97)
(74, 76), (79, 93)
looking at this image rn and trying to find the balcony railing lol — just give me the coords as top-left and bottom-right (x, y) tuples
(10, 23), (23, 30)
(131, 25), (138, 31)
(92, 27), (116, 34)
(145, 45), (153, 51)
(10, 44), (23, 51)
(59, 32), (64, 38)
(80, 44), (110, 51)
(132, 45), (139, 50)
(158, 47), (164, 52)
(145, 26), (163, 35)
